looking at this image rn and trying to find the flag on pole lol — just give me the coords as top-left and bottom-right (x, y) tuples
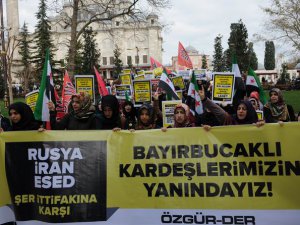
(158, 70), (180, 100)
(150, 56), (172, 74)
(246, 68), (267, 105)
(62, 70), (76, 113)
(94, 66), (109, 97)
(34, 49), (55, 122)
(178, 42), (193, 69)
(188, 71), (203, 115)
(232, 54), (246, 92)
(150, 56), (163, 69)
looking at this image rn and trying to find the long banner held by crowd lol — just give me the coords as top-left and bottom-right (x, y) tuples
(1, 123), (300, 225)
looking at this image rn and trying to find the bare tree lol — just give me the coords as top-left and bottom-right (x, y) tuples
(50, 0), (170, 76)
(263, 0), (300, 51)
(5, 34), (21, 103)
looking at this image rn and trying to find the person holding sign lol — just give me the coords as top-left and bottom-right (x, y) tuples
(263, 88), (296, 123)
(48, 93), (100, 130)
(198, 86), (264, 127)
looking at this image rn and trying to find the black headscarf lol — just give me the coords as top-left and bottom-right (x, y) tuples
(100, 95), (121, 129)
(8, 102), (41, 131)
(122, 101), (136, 120)
(136, 103), (156, 130)
(234, 100), (258, 125)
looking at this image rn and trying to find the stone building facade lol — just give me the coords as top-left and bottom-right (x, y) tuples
(50, 1), (163, 79)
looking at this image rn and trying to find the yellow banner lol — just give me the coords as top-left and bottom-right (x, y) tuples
(1, 123), (300, 223)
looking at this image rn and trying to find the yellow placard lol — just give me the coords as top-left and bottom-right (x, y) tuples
(133, 80), (151, 105)
(172, 76), (185, 90)
(75, 75), (95, 103)
(25, 90), (39, 112)
(135, 74), (146, 80)
(212, 73), (235, 103)
(162, 100), (182, 127)
(153, 67), (163, 77)
(120, 74), (132, 85)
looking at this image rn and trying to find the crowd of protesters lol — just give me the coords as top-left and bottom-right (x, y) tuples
(0, 75), (300, 133)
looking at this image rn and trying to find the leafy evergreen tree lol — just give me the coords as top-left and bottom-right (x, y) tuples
(264, 41), (275, 70)
(228, 19), (249, 72)
(113, 45), (123, 79)
(80, 27), (101, 74)
(223, 49), (232, 71)
(32, 0), (55, 80)
(18, 22), (33, 92)
(73, 40), (84, 75)
(212, 34), (225, 71)
(201, 55), (208, 69)
(277, 63), (290, 84)
(248, 42), (258, 70)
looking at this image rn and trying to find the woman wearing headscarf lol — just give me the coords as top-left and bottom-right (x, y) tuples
(5, 102), (41, 131)
(197, 86), (263, 127)
(263, 88), (295, 123)
(135, 103), (159, 130)
(121, 100), (137, 130)
(98, 95), (124, 130)
(172, 103), (195, 128)
(48, 92), (100, 130)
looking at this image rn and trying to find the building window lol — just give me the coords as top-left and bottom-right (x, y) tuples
(110, 57), (114, 65)
(127, 56), (132, 65)
(135, 55), (139, 65)
(103, 57), (107, 65)
(116, 21), (120, 26)
(151, 19), (155, 25)
(143, 55), (148, 64)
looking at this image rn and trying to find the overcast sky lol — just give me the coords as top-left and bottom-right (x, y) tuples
(13, 0), (275, 66)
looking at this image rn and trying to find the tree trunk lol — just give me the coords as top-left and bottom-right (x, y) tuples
(24, 68), (30, 94)
(67, 0), (79, 79)
(7, 63), (14, 104)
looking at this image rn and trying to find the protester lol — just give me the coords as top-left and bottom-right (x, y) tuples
(249, 97), (259, 111)
(0, 107), (10, 131)
(48, 92), (100, 130)
(249, 91), (263, 110)
(263, 88), (295, 123)
(98, 95), (125, 130)
(198, 86), (263, 127)
(121, 100), (137, 130)
(135, 103), (159, 130)
(3, 102), (41, 131)
(162, 103), (195, 132)
(172, 103), (195, 128)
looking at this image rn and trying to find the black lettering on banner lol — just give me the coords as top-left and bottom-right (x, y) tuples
(5, 141), (107, 223)
(142, 182), (273, 198)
